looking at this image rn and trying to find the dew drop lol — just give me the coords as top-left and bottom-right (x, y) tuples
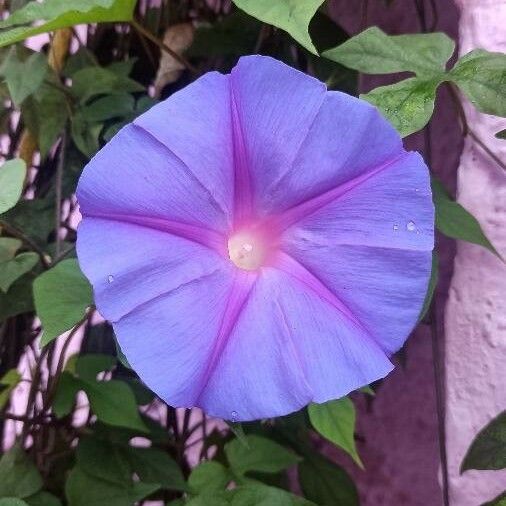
(406, 221), (416, 232)
(107, 275), (114, 283)
(393, 224), (399, 231)
(230, 411), (238, 422)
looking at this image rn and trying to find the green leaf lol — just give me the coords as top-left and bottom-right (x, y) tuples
(189, 461), (231, 494)
(0, 48), (48, 106)
(482, 491), (506, 506)
(188, 11), (261, 59)
(70, 113), (102, 158)
(461, 411), (506, 472)
(308, 397), (363, 468)
(419, 252), (439, 321)
(227, 421), (249, 447)
(79, 94), (135, 123)
(231, 0), (325, 54)
(0, 0), (137, 48)
(298, 453), (358, 506)
(52, 371), (80, 417)
(230, 484), (315, 505)
(125, 379), (154, 406)
(361, 77), (440, 137)
(359, 385), (375, 396)
(115, 339), (131, 369)
(22, 82), (69, 159)
(126, 447), (187, 491)
(0, 444), (43, 498)
(0, 252), (39, 292)
(0, 198), (54, 245)
(71, 67), (143, 103)
(185, 492), (231, 506)
(323, 27), (454, 76)
(0, 159), (26, 214)
(0, 500), (30, 506)
(81, 379), (149, 433)
(65, 467), (159, 506)
(75, 435), (186, 493)
(0, 271), (36, 322)
(76, 436), (132, 485)
(431, 178), (499, 257)
(25, 491), (62, 506)
(495, 129), (506, 140)
(10, 0), (31, 12)
(449, 49), (506, 117)
(75, 353), (116, 381)
(33, 258), (93, 346)
(225, 435), (300, 476)
(0, 369), (21, 409)
(0, 238), (22, 263)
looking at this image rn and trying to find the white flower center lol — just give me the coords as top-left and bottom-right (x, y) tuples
(227, 231), (265, 271)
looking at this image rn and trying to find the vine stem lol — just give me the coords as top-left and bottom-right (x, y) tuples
(447, 83), (506, 172)
(130, 18), (198, 75)
(0, 220), (50, 269)
(423, 111), (450, 506)
(21, 346), (50, 443)
(54, 130), (66, 257)
(43, 312), (92, 412)
(430, 301), (450, 506)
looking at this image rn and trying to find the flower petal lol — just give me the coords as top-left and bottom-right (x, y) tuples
(77, 124), (230, 231)
(198, 267), (393, 421)
(280, 242), (432, 355)
(278, 147), (433, 355)
(113, 267), (251, 408)
(229, 55), (327, 220)
(280, 151), (434, 251)
(134, 71), (234, 223)
(77, 218), (227, 322)
(262, 90), (404, 214)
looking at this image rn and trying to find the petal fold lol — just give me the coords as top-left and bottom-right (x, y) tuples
(134, 71), (234, 223)
(199, 267), (393, 421)
(229, 55), (327, 219)
(262, 90), (404, 215)
(77, 218), (228, 322)
(114, 267), (236, 408)
(78, 124), (230, 231)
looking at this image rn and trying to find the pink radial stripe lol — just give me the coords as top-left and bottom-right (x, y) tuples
(268, 152), (408, 233)
(272, 250), (388, 354)
(81, 212), (227, 254)
(195, 270), (257, 404)
(230, 80), (254, 226)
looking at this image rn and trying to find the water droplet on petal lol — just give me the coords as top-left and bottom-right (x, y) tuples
(407, 221), (416, 232)
(230, 411), (238, 421)
(393, 224), (399, 231)
(107, 275), (114, 283)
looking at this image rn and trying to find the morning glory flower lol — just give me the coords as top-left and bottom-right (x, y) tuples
(76, 55), (434, 421)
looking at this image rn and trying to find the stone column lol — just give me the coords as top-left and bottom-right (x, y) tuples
(445, 1), (506, 504)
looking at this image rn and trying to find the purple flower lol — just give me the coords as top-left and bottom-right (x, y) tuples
(77, 55), (434, 421)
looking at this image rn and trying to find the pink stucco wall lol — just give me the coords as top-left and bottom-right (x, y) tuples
(445, 1), (506, 504)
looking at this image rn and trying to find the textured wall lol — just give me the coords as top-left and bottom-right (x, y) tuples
(445, 1), (506, 504)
